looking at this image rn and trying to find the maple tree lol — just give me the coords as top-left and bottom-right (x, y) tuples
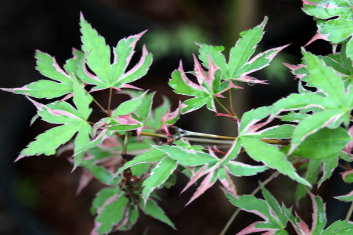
(3, 0), (353, 234)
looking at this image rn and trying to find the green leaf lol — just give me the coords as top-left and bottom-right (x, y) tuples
(294, 128), (351, 159)
(322, 220), (353, 235)
(272, 93), (334, 113)
(225, 161), (268, 176)
(168, 61), (227, 113)
(318, 155), (339, 186)
(19, 82), (93, 163)
(303, 51), (348, 107)
(225, 192), (271, 219)
(198, 44), (227, 71)
(142, 157), (178, 200)
(154, 145), (218, 167)
(302, 0), (353, 59)
(80, 14), (111, 85)
(239, 106), (272, 134)
(73, 122), (92, 167)
(116, 148), (166, 176)
(258, 124), (294, 139)
(91, 187), (118, 214)
(261, 187), (287, 226)
(96, 194), (129, 234)
(80, 14), (152, 89)
(140, 199), (176, 229)
(84, 164), (116, 185)
(240, 136), (310, 186)
(135, 92), (155, 122)
(4, 80), (72, 99)
(3, 51), (75, 99)
(20, 124), (79, 157)
(290, 110), (344, 154)
(35, 51), (72, 84)
(119, 205), (139, 231)
(228, 17), (267, 77)
(112, 92), (147, 117)
(311, 194), (327, 234)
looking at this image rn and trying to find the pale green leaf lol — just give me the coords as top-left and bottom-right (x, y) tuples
(35, 51), (72, 84)
(96, 195), (129, 234)
(228, 17), (267, 77)
(322, 220), (353, 235)
(20, 124), (79, 157)
(240, 136), (310, 186)
(225, 161), (268, 176)
(303, 51), (347, 107)
(294, 127), (351, 159)
(91, 187), (118, 214)
(239, 106), (272, 134)
(140, 199), (176, 229)
(154, 145), (218, 167)
(142, 157), (177, 200)
(290, 110), (344, 154)
(116, 148), (166, 176)
(80, 14), (111, 84)
(258, 124), (294, 139)
(8, 80), (72, 99)
(112, 92), (147, 117)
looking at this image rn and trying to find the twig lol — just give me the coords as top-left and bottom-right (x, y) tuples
(346, 201), (353, 220)
(108, 87), (113, 116)
(92, 97), (109, 115)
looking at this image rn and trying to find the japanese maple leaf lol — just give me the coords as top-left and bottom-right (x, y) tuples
(302, 0), (353, 60)
(169, 55), (233, 113)
(225, 187), (292, 235)
(197, 17), (288, 85)
(2, 50), (74, 99)
(291, 193), (353, 235)
(78, 14), (153, 91)
(17, 80), (93, 167)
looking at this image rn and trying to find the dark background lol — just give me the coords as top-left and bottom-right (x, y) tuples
(0, 0), (346, 234)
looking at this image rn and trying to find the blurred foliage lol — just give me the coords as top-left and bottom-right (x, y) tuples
(146, 24), (208, 60)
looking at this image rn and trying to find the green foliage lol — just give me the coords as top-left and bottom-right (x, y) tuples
(3, 3), (353, 234)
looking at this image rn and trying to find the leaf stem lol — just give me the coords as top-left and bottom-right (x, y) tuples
(228, 89), (236, 117)
(215, 97), (233, 116)
(92, 97), (109, 115)
(108, 87), (113, 116)
(219, 172), (280, 235)
(122, 132), (129, 155)
(346, 201), (353, 220)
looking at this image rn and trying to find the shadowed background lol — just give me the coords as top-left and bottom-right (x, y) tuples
(0, 0), (344, 234)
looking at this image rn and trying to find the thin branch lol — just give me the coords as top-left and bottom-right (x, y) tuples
(183, 137), (234, 145)
(92, 97), (109, 115)
(219, 172), (280, 235)
(346, 201), (353, 220)
(228, 89), (236, 117)
(108, 87), (113, 116)
(215, 97), (233, 116)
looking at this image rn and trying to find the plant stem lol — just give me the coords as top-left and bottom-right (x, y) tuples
(92, 97), (109, 115)
(122, 132), (129, 155)
(219, 172), (280, 235)
(140, 130), (288, 146)
(108, 87), (113, 116)
(183, 137), (234, 145)
(215, 97), (233, 116)
(179, 128), (236, 140)
(346, 201), (353, 220)
(228, 89), (236, 117)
